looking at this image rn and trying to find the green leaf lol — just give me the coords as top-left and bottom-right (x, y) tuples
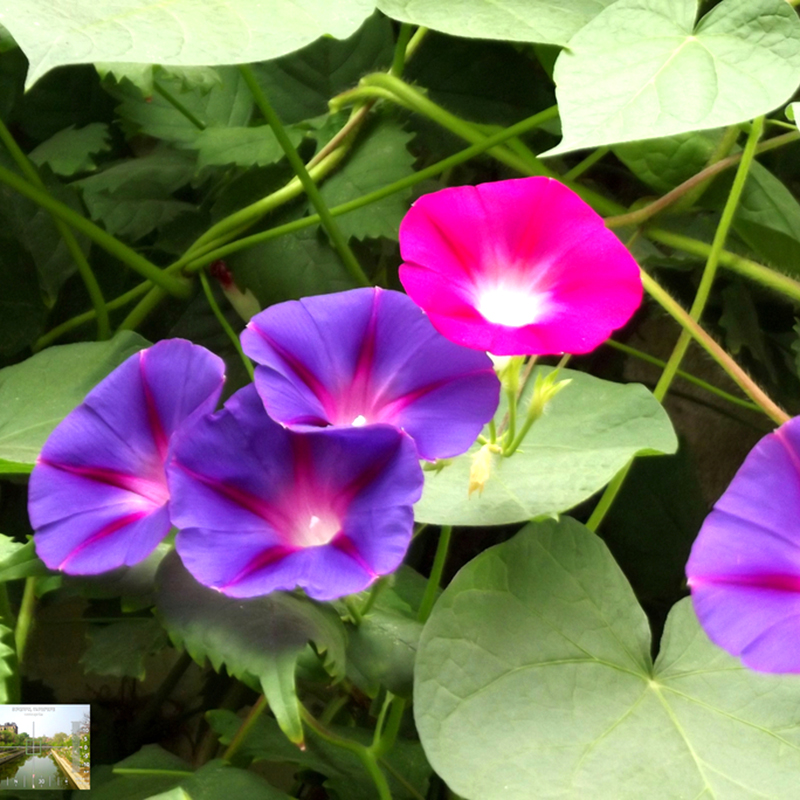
(97, 63), (222, 97)
(719, 281), (776, 380)
(376, 0), (617, 47)
(193, 126), (303, 170)
(229, 214), (358, 308)
(415, 366), (677, 526)
(415, 517), (800, 799)
(2, 0), (376, 89)
(155, 552), (346, 745)
(81, 618), (168, 681)
(318, 120), (415, 240)
(549, 0), (800, 155)
(74, 149), (197, 241)
(252, 13), (394, 125)
(0, 238), (48, 356)
(0, 331), (149, 466)
(112, 66), (252, 147)
(29, 123), (111, 176)
(208, 709), (431, 800)
(0, 540), (50, 583)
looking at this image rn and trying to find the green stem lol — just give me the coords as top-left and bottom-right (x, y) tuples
(153, 81), (207, 130)
(390, 24), (415, 76)
(640, 270), (789, 425)
(563, 146), (609, 182)
(0, 587), (20, 703)
(404, 26), (428, 61)
(131, 650), (193, 745)
(223, 694), (268, 762)
(645, 227), (800, 305)
(182, 106), (560, 270)
(586, 465), (632, 533)
(0, 117), (110, 339)
(418, 526), (453, 624)
(34, 280), (152, 350)
(14, 578), (36, 665)
(0, 163), (190, 297)
(300, 706), (392, 800)
(604, 339), (761, 413)
(371, 696), (406, 759)
(117, 285), (170, 331)
(198, 270), (254, 380)
(238, 65), (369, 287)
(360, 576), (388, 617)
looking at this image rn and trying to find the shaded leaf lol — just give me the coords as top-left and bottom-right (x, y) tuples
(29, 123), (111, 176)
(0, 238), (48, 356)
(0, 331), (149, 465)
(415, 366), (677, 526)
(82, 618), (169, 681)
(193, 126), (303, 170)
(155, 552), (346, 744)
(549, 0), (800, 154)
(415, 517), (800, 799)
(0, 540), (50, 583)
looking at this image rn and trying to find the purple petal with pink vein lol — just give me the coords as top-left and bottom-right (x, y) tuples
(29, 339), (225, 574)
(686, 415), (800, 672)
(169, 384), (423, 601)
(241, 287), (499, 460)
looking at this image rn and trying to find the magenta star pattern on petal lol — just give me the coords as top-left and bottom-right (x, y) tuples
(167, 385), (423, 601)
(28, 339), (225, 575)
(240, 287), (500, 460)
(398, 176), (643, 356)
(686, 416), (800, 673)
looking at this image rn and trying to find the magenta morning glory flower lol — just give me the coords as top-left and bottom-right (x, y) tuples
(686, 416), (800, 673)
(240, 287), (500, 461)
(398, 177), (643, 356)
(167, 385), (423, 601)
(29, 339), (225, 575)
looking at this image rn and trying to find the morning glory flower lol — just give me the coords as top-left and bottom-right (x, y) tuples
(240, 287), (500, 461)
(686, 416), (800, 672)
(398, 176), (642, 355)
(29, 339), (225, 574)
(167, 385), (423, 601)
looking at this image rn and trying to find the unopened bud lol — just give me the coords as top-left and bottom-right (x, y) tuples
(469, 443), (501, 497)
(209, 260), (261, 322)
(528, 372), (571, 423)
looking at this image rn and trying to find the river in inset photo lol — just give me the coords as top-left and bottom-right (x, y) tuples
(0, 751), (71, 790)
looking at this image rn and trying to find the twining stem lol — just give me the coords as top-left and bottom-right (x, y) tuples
(118, 285), (171, 332)
(0, 163), (190, 297)
(371, 695), (406, 759)
(300, 705), (392, 800)
(563, 146), (609, 182)
(604, 339), (761, 414)
(587, 116), (771, 531)
(418, 526), (453, 624)
(0, 116), (110, 339)
(390, 24), (415, 76)
(14, 578), (36, 665)
(198, 270), (254, 380)
(238, 65), (369, 287)
(222, 694), (268, 762)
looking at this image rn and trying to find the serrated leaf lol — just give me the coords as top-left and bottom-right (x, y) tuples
(0, 540), (50, 583)
(113, 66), (252, 147)
(0, 331), (149, 466)
(318, 120), (415, 240)
(549, 0), (800, 155)
(377, 0), (616, 47)
(415, 366), (677, 526)
(155, 552), (346, 745)
(193, 126), (303, 170)
(415, 517), (800, 799)
(2, 0), (376, 89)
(29, 124), (111, 176)
(209, 709), (431, 800)
(82, 618), (168, 681)
(252, 13), (394, 125)
(74, 149), (196, 240)
(98, 63), (222, 96)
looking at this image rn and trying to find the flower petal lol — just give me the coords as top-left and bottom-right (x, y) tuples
(399, 177), (643, 355)
(170, 385), (423, 601)
(686, 417), (800, 672)
(30, 339), (225, 574)
(242, 287), (499, 459)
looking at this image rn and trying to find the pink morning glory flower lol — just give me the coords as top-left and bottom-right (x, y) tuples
(29, 339), (225, 574)
(240, 287), (500, 461)
(398, 176), (643, 355)
(686, 416), (800, 672)
(167, 385), (423, 601)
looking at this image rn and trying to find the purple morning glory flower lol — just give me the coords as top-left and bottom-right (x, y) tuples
(167, 385), (423, 601)
(29, 339), (225, 575)
(686, 416), (800, 672)
(239, 287), (500, 461)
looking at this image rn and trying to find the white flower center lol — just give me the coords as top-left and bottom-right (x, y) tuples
(352, 414), (367, 427)
(295, 512), (341, 548)
(477, 286), (545, 328)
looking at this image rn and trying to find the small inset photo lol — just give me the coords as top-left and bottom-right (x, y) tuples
(0, 705), (90, 790)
